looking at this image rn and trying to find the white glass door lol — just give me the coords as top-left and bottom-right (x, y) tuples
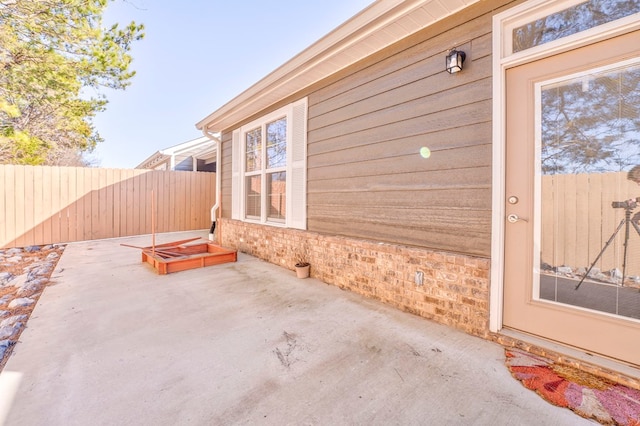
(503, 30), (640, 366)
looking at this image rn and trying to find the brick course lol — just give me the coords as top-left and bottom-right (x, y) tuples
(219, 218), (491, 337)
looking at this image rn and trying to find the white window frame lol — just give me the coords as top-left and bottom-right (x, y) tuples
(242, 113), (288, 224)
(490, 0), (640, 333)
(231, 98), (307, 230)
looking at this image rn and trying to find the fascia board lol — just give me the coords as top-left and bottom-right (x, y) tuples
(196, 0), (479, 133)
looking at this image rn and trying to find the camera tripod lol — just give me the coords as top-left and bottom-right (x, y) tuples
(575, 202), (640, 290)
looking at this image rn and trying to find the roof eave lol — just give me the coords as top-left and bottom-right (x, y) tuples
(135, 151), (169, 170)
(196, 0), (480, 133)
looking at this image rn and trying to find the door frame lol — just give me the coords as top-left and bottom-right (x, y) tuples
(490, 0), (640, 333)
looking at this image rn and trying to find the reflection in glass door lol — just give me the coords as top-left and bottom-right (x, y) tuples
(537, 60), (640, 321)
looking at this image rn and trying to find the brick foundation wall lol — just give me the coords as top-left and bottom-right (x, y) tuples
(219, 218), (491, 337)
(217, 219), (640, 388)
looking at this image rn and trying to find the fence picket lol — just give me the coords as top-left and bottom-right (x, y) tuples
(542, 171), (640, 276)
(25, 167), (36, 245)
(66, 168), (76, 242)
(51, 167), (62, 244)
(0, 165), (5, 245)
(0, 165), (216, 248)
(15, 166), (28, 247)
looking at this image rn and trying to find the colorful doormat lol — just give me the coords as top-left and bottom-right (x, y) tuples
(506, 349), (640, 425)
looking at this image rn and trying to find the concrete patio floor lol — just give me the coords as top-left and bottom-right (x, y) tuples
(0, 232), (593, 425)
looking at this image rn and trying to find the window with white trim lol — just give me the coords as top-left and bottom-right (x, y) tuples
(231, 98), (307, 230)
(498, 0), (640, 60)
(512, 0), (640, 53)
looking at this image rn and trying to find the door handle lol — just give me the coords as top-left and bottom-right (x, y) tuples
(507, 214), (528, 223)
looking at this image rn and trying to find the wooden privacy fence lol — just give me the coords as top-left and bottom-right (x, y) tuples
(0, 165), (216, 248)
(542, 171), (640, 276)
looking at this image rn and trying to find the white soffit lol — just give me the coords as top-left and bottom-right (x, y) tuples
(196, 0), (480, 133)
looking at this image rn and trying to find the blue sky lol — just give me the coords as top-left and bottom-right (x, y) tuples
(92, 0), (373, 168)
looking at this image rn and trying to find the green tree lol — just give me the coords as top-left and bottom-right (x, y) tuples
(0, 0), (144, 165)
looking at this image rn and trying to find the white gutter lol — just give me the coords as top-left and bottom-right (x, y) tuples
(200, 130), (221, 242)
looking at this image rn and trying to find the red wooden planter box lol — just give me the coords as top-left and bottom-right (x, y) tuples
(141, 242), (237, 274)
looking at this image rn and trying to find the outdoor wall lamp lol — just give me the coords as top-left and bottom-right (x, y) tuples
(446, 48), (466, 74)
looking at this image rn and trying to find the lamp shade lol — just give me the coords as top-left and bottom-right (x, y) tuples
(446, 49), (466, 74)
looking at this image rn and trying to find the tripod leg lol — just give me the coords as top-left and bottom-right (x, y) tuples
(631, 217), (640, 291)
(621, 209), (631, 286)
(575, 218), (626, 290)
(632, 217), (640, 236)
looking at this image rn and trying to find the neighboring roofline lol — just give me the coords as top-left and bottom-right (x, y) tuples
(162, 135), (219, 156)
(135, 135), (220, 169)
(135, 151), (170, 170)
(196, 0), (480, 133)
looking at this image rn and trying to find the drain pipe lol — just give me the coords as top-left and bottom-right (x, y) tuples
(201, 128), (221, 242)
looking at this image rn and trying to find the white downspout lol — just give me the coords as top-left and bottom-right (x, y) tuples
(201, 128), (221, 242)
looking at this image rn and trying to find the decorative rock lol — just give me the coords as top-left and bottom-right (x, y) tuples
(587, 267), (601, 277)
(556, 266), (573, 275)
(0, 272), (14, 284)
(17, 281), (45, 295)
(0, 340), (12, 360)
(8, 297), (35, 308)
(24, 262), (41, 271)
(0, 245), (65, 365)
(11, 274), (28, 289)
(28, 277), (47, 286)
(0, 324), (21, 339)
(1, 315), (27, 328)
(27, 265), (51, 280)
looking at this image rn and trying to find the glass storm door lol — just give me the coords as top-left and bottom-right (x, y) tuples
(503, 30), (640, 366)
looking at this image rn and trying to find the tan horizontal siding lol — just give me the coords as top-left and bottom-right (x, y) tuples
(217, 0), (514, 256)
(309, 165), (491, 192)
(309, 57), (491, 135)
(472, 33), (492, 60)
(309, 121), (491, 162)
(308, 8), (493, 110)
(308, 144), (491, 181)
(221, 132), (233, 219)
(306, 4), (495, 256)
(308, 98), (491, 156)
(308, 211), (491, 257)
(308, 187), (491, 210)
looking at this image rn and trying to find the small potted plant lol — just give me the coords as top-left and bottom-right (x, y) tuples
(294, 246), (310, 279)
